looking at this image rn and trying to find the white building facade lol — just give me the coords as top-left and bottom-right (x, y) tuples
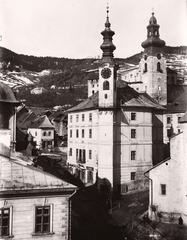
(67, 11), (165, 194)
(146, 111), (187, 225)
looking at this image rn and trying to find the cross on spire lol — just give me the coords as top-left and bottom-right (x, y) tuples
(152, 7), (154, 15)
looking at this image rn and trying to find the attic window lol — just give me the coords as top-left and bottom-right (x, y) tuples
(175, 102), (179, 107)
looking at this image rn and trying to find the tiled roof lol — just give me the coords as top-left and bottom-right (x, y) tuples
(0, 154), (76, 193)
(117, 85), (165, 109)
(29, 115), (54, 129)
(17, 111), (37, 130)
(67, 80), (165, 112)
(67, 91), (99, 112)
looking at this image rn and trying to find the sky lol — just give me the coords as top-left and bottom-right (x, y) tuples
(0, 0), (186, 59)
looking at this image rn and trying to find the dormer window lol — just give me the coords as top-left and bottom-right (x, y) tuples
(103, 80), (109, 90)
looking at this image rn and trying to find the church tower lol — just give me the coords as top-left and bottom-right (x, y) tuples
(97, 6), (117, 192)
(99, 6), (117, 108)
(141, 12), (167, 105)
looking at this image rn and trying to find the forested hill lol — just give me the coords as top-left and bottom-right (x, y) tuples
(0, 46), (187, 72)
(0, 46), (186, 108)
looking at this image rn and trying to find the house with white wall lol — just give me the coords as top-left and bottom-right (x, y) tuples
(0, 81), (77, 239)
(28, 115), (54, 150)
(145, 111), (187, 225)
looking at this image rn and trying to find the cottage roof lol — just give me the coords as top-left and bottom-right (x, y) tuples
(67, 80), (165, 112)
(0, 154), (76, 195)
(29, 115), (54, 129)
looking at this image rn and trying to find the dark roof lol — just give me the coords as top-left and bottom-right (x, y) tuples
(0, 82), (19, 104)
(85, 70), (99, 80)
(68, 80), (165, 112)
(28, 107), (51, 116)
(29, 115), (54, 129)
(17, 111), (37, 130)
(167, 84), (187, 104)
(166, 91), (187, 113)
(49, 111), (65, 121)
(179, 111), (187, 123)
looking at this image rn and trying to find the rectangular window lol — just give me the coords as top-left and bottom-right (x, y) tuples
(87, 171), (93, 184)
(167, 117), (171, 124)
(89, 113), (92, 122)
(70, 129), (72, 138)
(131, 172), (136, 180)
(48, 131), (51, 136)
(89, 150), (92, 159)
(131, 113), (136, 121)
(35, 131), (37, 136)
(76, 129), (79, 138)
(82, 149), (86, 163)
(178, 129), (180, 133)
(178, 117), (181, 123)
(69, 148), (72, 156)
(76, 149), (78, 158)
(131, 129), (136, 139)
(82, 129), (84, 138)
(89, 129), (92, 138)
(0, 208), (10, 236)
(131, 151), (136, 160)
(167, 128), (171, 138)
(82, 114), (85, 122)
(70, 115), (72, 123)
(161, 184), (166, 195)
(76, 115), (79, 122)
(35, 206), (50, 233)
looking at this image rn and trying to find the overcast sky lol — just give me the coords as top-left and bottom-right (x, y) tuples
(0, 0), (186, 59)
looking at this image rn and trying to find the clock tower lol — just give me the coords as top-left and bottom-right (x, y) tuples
(97, 6), (117, 193)
(141, 12), (167, 105)
(99, 6), (117, 108)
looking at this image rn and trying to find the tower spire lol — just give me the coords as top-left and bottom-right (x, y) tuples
(100, 4), (116, 64)
(141, 12), (165, 54)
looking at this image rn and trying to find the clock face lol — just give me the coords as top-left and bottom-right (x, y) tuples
(101, 68), (112, 79)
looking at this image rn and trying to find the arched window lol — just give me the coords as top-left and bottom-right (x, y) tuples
(157, 62), (161, 72)
(144, 63), (147, 73)
(103, 80), (109, 90)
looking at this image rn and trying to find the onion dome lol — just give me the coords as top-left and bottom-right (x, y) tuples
(141, 12), (165, 53)
(100, 5), (116, 63)
(0, 82), (19, 104)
